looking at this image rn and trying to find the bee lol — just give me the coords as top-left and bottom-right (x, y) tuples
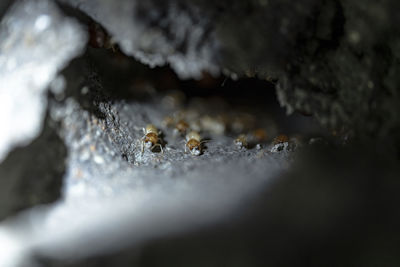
(252, 128), (268, 142)
(185, 131), (206, 156)
(162, 115), (175, 129)
(270, 134), (290, 153)
(188, 119), (202, 133)
(289, 135), (303, 148)
(161, 90), (186, 109)
(173, 109), (202, 132)
(141, 124), (163, 153)
(200, 115), (226, 135)
(273, 134), (289, 144)
(234, 134), (248, 149)
(174, 119), (190, 135)
(231, 113), (255, 134)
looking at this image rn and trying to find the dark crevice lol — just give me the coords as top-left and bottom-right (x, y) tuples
(0, 112), (67, 220)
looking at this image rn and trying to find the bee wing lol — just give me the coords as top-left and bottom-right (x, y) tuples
(200, 139), (211, 145)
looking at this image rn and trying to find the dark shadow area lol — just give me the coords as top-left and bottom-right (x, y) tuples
(80, 46), (324, 137)
(0, 113), (67, 221)
(37, 142), (400, 267)
(0, 0), (13, 20)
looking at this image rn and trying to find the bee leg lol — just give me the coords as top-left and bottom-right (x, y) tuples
(199, 140), (208, 150)
(157, 144), (164, 154)
(141, 140), (144, 155)
(200, 140), (209, 145)
(151, 144), (163, 154)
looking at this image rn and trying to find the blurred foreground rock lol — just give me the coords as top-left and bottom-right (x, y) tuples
(0, 0), (87, 162)
(38, 144), (400, 267)
(0, 115), (66, 221)
(0, 0), (86, 220)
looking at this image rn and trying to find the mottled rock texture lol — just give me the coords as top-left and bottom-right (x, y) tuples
(277, 0), (400, 140)
(0, 0), (87, 161)
(60, 0), (400, 140)
(0, 0), (85, 220)
(0, 1), (399, 266)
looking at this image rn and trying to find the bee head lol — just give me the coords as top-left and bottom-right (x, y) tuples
(144, 133), (158, 146)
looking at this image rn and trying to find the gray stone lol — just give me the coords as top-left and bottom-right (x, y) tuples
(0, 0), (87, 162)
(0, 1), (399, 266)
(59, 0), (400, 139)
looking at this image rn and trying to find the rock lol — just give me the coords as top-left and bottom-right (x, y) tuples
(35, 144), (400, 267)
(0, 0), (87, 162)
(0, 114), (66, 221)
(277, 0), (400, 139)
(0, 1), (399, 266)
(59, 0), (400, 140)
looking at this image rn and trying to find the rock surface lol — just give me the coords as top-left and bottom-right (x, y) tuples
(0, 1), (399, 266)
(0, 52), (294, 266)
(0, 0), (87, 162)
(60, 0), (400, 138)
(0, 0), (86, 224)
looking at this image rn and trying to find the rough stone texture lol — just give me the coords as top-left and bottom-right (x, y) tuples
(277, 0), (400, 139)
(0, 0), (87, 162)
(0, 0), (86, 224)
(59, 0), (320, 80)
(0, 1), (399, 267)
(59, 0), (400, 139)
(0, 52), (294, 266)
